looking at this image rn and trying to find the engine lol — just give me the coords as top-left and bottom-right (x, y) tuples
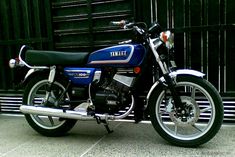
(93, 72), (135, 114)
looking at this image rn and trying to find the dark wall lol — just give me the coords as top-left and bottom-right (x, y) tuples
(0, 0), (53, 92)
(51, 0), (151, 52)
(155, 0), (235, 97)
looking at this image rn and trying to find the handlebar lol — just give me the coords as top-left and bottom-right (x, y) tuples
(110, 20), (163, 39)
(110, 20), (135, 29)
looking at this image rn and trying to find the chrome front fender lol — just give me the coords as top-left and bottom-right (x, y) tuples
(169, 69), (205, 78)
(145, 69), (205, 108)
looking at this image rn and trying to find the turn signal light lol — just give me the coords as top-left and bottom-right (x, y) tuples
(134, 67), (141, 74)
(160, 31), (174, 49)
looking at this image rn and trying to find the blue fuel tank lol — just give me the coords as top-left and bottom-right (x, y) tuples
(87, 44), (146, 67)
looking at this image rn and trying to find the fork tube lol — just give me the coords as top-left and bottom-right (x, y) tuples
(148, 38), (183, 109)
(148, 38), (169, 75)
(163, 74), (183, 109)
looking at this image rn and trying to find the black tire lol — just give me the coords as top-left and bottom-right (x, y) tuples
(23, 75), (77, 137)
(149, 75), (223, 147)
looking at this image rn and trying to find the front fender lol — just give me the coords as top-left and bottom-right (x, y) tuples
(145, 69), (205, 108)
(169, 69), (205, 78)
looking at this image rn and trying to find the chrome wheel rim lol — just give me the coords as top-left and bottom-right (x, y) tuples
(27, 80), (68, 130)
(155, 81), (215, 140)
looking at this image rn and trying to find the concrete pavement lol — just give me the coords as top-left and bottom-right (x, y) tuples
(0, 114), (234, 157)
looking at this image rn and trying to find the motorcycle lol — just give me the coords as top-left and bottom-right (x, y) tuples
(9, 20), (223, 147)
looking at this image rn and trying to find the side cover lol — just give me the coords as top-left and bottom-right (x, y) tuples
(87, 44), (146, 67)
(64, 67), (98, 85)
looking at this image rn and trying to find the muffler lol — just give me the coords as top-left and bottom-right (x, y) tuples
(20, 105), (94, 120)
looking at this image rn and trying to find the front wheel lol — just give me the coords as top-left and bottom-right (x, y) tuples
(149, 75), (223, 147)
(23, 75), (77, 137)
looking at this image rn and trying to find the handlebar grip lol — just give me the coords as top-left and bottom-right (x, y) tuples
(110, 20), (136, 30)
(110, 20), (127, 27)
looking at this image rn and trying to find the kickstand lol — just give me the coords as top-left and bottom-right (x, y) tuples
(95, 117), (113, 134)
(103, 121), (113, 134)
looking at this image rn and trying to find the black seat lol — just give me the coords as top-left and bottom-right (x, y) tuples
(25, 50), (89, 66)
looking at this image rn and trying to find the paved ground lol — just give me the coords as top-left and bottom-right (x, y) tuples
(0, 114), (234, 157)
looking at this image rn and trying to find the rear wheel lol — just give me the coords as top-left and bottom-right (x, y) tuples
(23, 75), (77, 136)
(149, 75), (223, 147)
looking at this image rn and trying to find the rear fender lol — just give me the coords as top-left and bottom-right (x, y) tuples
(21, 69), (48, 87)
(145, 69), (205, 108)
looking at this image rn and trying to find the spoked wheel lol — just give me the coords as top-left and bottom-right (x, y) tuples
(149, 75), (223, 147)
(23, 76), (77, 136)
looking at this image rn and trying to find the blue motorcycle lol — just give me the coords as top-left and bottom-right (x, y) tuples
(9, 20), (223, 147)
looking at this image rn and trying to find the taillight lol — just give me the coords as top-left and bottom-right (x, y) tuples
(9, 57), (24, 68)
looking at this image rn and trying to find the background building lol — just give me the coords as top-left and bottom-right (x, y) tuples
(0, 0), (234, 121)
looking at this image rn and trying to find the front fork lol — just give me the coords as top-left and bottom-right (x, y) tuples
(148, 37), (182, 109)
(163, 73), (184, 110)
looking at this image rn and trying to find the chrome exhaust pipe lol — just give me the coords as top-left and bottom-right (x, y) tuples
(20, 105), (94, 121)
(20, 95), (134, 121)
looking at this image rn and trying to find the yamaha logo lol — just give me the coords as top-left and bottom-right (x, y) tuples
(110, 51), (127, 57)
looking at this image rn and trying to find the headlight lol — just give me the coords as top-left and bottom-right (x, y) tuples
(160, 31), (174, 49)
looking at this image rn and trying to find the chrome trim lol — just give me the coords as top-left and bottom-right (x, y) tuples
(20, 95), (135, 121)
(9, 59), (24, 68)
(113, 74), (135, 87)
(20, 105), (94, 121)
(64, 70), (91, 73)
(48, 66), (56, 83)
(113, 95), (134, 119)
(169, 69), (205, 78)
(149, 37), (169, 74)
(118, 40), (132, 44)
(93, 70), (101, 82)
(24, 69), (39, 80)
(9, 59), (16, 68)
